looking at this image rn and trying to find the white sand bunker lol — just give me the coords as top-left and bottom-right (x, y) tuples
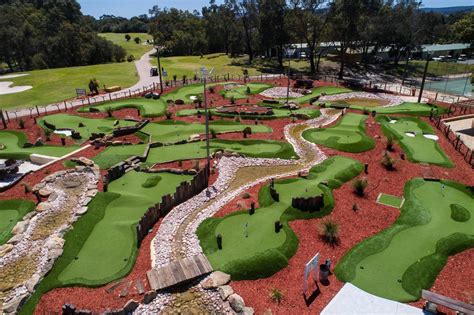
(405, 132), (416, 137)
(260, 87), (304, 98)
(0, 73), (29, 79)
(54, 129), (73, 137)
(389, 120), (398, 124)
(423, 134), (439, 141)
(0, 81), (32, 95)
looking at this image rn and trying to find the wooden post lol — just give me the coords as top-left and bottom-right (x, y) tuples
(35, 105), (40, 116)
(0, 110), (7, 129)
(64, 101), (67, 110)
(5, 111), (10, 123)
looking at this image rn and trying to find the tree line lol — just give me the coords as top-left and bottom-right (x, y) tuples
(0, 0), (126, 72)
(148, 0), (473, 77)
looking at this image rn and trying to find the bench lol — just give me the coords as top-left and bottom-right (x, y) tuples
(422, 290), (474, 314)
(105, 86), (121, 93)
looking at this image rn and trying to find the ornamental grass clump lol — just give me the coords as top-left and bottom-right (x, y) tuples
(386, 135), (394, 151)
(381, 152), (396, 170)
(352, 177), (368, 196)
(270, 288), (284, 304)
(320, 219), (339, 247)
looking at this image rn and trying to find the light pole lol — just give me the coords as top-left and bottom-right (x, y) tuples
(198, 67), (214, 168)
(155, 44), (164, 94)
(286, 45), (294, 107)
(418, 53), (432, 103)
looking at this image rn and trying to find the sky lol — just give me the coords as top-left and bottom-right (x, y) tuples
(78, 0), (473, 18)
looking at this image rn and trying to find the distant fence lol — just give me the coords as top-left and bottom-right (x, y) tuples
(430, 115), (474, 168)
(136, 163), (210, 246)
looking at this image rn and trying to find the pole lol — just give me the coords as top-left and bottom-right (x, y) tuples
(418, 54), (431, 103)
(203, 78), (211, 168)
(286, 58), (291, 106)
(156, 46), (164, 94)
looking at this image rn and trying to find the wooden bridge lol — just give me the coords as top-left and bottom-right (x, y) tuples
(146, 254), (213, 291)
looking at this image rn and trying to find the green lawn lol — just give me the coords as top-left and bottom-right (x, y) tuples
(220, 83), (273, 99)
(377, 116), (453, 168)
(0, 62), (138, 109)
(20, 171), (191, 314)
(377, 193), (404, 208)
(98, 33), (153, 57)
(303, 113), (375, 153)
(177, 107), (321, 120)
(336, 179), (473, 302)
(38, 114), (136, 142)
(344, 102), (448, 117)
(0, 200), (35, 245)
(197, 156), (363, 280)
(0, 130), (78, 159)
(140, 120), (271, 143)
(93, 139), (297, 169)
(78, 97), (166, 118)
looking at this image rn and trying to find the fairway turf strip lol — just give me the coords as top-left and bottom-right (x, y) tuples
(343, 102), (448, 117)
(197, 156), (363, 280)
(335, 179), (473, 302)
(0, 199), (35, 246)
(19, 171), (192, 314)
(377, 115), (453, 168)
(177, 107), (321, 120)
(302, 113), (375, 153)
(0, 130), (78, 159)
(78, 98), (167, 117)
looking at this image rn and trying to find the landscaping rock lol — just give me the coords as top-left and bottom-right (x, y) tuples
(7, 234), (22, 244)
(47, 248), (63, 260)
(38, 188), (53, 197)
(123, 300), (139, 313)
(76, 206), (88, 215)
(36, 202), (50, 212)
(218, 285), (234, 300)
(201, 271), (231, 289)
(46, 236), (65, 250)
(228, 294), (245, 313)
(143, 291), (157, 304)
(25, 273), (41, 293)
(12, 221), (28, 235)
(0, 244), (14, 257)
(2, 294), (28, 313)
(241, 307), (255, 315)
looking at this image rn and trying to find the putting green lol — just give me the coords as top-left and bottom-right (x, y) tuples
(378, 116), (453, 168)
(220, 83), (272, 99)
(303, 113), (375, 153)
(78, 98), (166, 117)
(0, 199), (35, 245)
(377, 193), (404, 208)
(290, 86), (351, 104)
(58, 170), (192, 285)
(140, 120), (271, 143)
(0, 130), (78, 159)
(39, 114), (136, 142)
(336, 179), (473, 302)
(345, 102), (448, 117)
(197, 156), (363, 279)
(162, 83), (225, 104)
(93, 139), (297, 169)
(177, 107), (321, 120)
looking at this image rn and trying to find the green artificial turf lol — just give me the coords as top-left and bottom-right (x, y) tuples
(58, 170), (192, 285)
(78, 98), (167, 117)
(0, 130), (78, 159)
(0, 199), (35, 245)
(177, 107), (321, 120)
(197, 156), (363, 280)
(93, 139), (297, 169)
(377, 193), (404, 208)
(98, 33), (153, 57)
(0, 62), (138, 109)
(220, 83), (273, 99)
(140, 120), (271, 143)
(335, 178), (473, 302)
(345, 102), (448, 117)
(302, 113), (375, 153)
(290, 86), (352, 104)
(377, 115), (453, 168)
(38, 114), (136, 142)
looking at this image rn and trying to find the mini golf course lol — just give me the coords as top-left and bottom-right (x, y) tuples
(302, 113), (375, 153)
(93, 139), (297, 169)
(290, 86), (351, 104)
(0, 130), (78, 159)
(78, 98), (166, 117)
(197, 156), (363, 280)
(220, 83), (273, 99)
(378, 116), (453, 168)
(335, 178), (473, 302)
(0, 199), (35, 245)
(345, 102), (448, 117)
(176, 107), (321, 120)
(39, 114), (136, 142)
(139, 120), (271, 143)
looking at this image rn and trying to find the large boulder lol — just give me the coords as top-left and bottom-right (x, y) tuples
(228, 294), (245, 313)
(201, 271), (231, 289)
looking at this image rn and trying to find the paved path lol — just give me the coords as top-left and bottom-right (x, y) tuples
(7, 49), (160, 119)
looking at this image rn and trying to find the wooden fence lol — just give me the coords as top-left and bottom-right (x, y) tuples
(135, 163), (210, 246)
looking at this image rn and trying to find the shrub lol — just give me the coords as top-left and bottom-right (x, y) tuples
(208, 86), (215, 93)
(352, 178), (368, 196)
(125, 34), (131, 42)
(386, 135), (394, 151)
(234, 115), (241, 122)
(141, 175), (162, 188)
(165, 111), (172, 120)
(243, 127), (252, 138)
(21, 182), (32, 193)
(192, 160), (200, 170)
(246, 86), (251, 94)
(270, 288), (284, 304)
(127, 55), (135, 62)
(18, 118), (25, 129)
(230, 96), (236, 104)
(320, 219), (340, 246)
(362, 107), (369, 115)
(210, 128), (217, 139)
(106, 107), (113, 117)
(352, 203), (359, 212)
(381, 152), (396, 170)
(182, 75), (187, 84)
(44, 128), (52, 141)
(242, 192), (251, 199)
(134, 37), (141, 44)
